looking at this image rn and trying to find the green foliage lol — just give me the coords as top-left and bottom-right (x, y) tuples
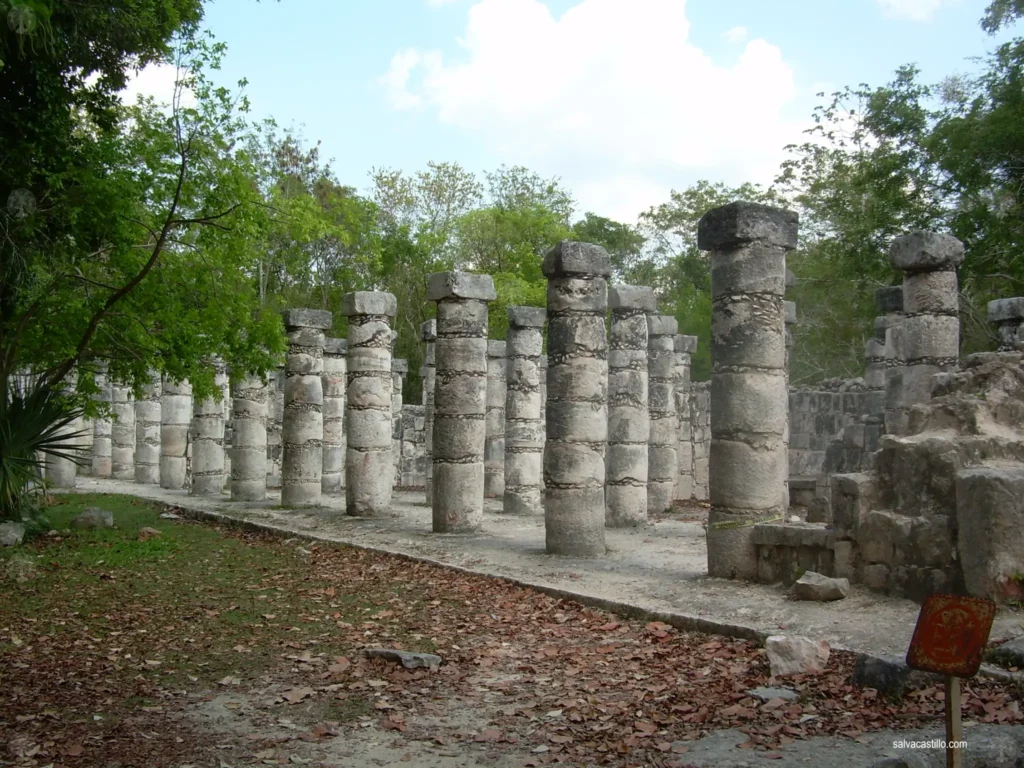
(0, 374), (86, 521)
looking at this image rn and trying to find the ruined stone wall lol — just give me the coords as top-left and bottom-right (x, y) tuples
(400, 404), (427, 488)
(788, 379), (872, 479)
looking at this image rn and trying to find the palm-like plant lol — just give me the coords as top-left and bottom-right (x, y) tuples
(0, 372), (88, 521)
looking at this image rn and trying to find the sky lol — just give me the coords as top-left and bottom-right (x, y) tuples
(125, 0), (1014, 225)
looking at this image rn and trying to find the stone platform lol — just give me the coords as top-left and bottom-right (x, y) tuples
(73, 478), (1023, 660)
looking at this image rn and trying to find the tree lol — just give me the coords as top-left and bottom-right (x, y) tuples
(571, 213), (647, 284)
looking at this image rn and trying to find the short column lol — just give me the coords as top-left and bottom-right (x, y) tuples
(421, 320), (437, 504)
(647, 314), (678, 515)
(428, 272), (496, 533)
(342, 292), (398, 516)
(698, 201), (797, 580)
(864, 297), (888, 421)
(543, 241), (611, 556)
(877, 286), (907, 435)
(674, 335), (698, 502)
(504, 306), (546, 516)
(160, 377), (192, 489)
(606, 286), (655, 528)
(281, 308), (333, 508)
(134, 372), (162, 484)
(45, 378), (79, 489)
(230, 374), (267, 501)
(322, 338), (347, 496)
(110, 381), (136, 481)
(889, 232), (964, 408)
(392, 358), (408, 488)
(266, 368), (284, 489)
(191, 365), (228, 496)
(91, 366), (112, 478)
(485, 340), (507, 498)
(989, 298), (1024, 351)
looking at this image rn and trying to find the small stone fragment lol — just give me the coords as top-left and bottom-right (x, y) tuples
(850, 654), (939, 697)
(791, 571), (849, 601)
(987, 636), (1024, 669)
(138, 527), (162, 541)
(764, 635), (830, 678)
(0, 521), (26, 546)
(745, 687), (798, 702)
(4, 554), (36, 583)
(72, 507), (114, 529)
(364, 648), (442, 670)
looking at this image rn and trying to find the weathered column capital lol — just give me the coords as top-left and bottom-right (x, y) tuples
(609, 284), (656, 313)
(340, 292), (398, 318)
(542, 240), (612, 278)
(888, 231), (965, 273)
(508, 306), (547, 327)
(427, 272), (497, 302)
(988, 297), (1024, 351)
(697, 201), (799, 252)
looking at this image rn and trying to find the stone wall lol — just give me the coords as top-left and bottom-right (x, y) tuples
(400, 404), (427, 489)
(788, 379), (872, 479)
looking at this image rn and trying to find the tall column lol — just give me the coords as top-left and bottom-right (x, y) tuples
(782, 303), (797, 510)
(606, 286), (655, 528)
(45, 378), (79, 489)
(191, 364), (227, 496)
(989, 298), (1024, 351)
(281, 308), (332, 508)
(699, 201), (797, 580)
(76, 370), (94, 477)
(221, 373), (233, 489)
(504, 306), (546, 516)
(342, 292), (397, 516)
(392, 359), (407, 488)
(421, 320), (437, 504)
(322, 338), (347, 496)
(543, 241), (611, 556)
(92, 366), (112, 478)
(647, 314), (678, 515)
(160, 377), (192, 489)
(230, 374), (267, 501)
(878, 286), (906, 436)
(485, 340), (507, 498)
(134, 372), (162, 484)
(428, 273), (495, 532)
(110, 380), (135, 481)
(889, 232), (964, 409)
(674, 335), (698, 503)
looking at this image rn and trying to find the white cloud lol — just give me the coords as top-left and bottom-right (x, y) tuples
(876, 0), (963, 21)
(377, 0), (809, 223)
(723, 25), (748, 43)
(427, 0), (462, 5)
(119, 62), (197, 109)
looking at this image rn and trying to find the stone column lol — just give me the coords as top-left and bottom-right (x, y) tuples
(504, 306), (546, 516)
(421, 320), (437, 505)
(864, 301), (888, 421)
(160, 377), (191, 489)
(698, 201), (797, 580)
(878, 286), (907, 436)
(543, 241), (611, 556)
(110, 381), (135, 481)
(280, 308), (332, 508)
(322, 338), (347, 496)
(132, 373), (161, 484)
(485, 340), (507, 498)
(342, 292), (398, 516)
(428, 272), (495, 532)
(889, 232), (964, 410)
(191, 365), (228, 496)
(392, 358), (408, 488)
(230, 374), (267, 501)
(989, 298), (1024, 351)
(221, 373), (233, 489)
(45, 378), (79, 489)
(674, 335), (698, 503)
(647, 314), (678, 515)
(606, 286), (655, 528)
(92, 366), (112, 478)
(266, 367), (284, 489)
(783, 303), (797, 510)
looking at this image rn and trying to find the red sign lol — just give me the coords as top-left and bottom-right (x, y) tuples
(906, 593), (997, 677)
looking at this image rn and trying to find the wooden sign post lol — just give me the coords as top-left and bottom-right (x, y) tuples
(906, 593), (997, 768)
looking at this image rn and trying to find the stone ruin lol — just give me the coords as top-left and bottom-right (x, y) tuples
(43, 201), (1024, 606)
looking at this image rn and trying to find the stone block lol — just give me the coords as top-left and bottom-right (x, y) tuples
(282, 307), (333, 330)
(829, 472), (877, 538)
(861, 563), (889, 590)
(507, 306), (546, 327)
(609, 284), (657, 312)
(341, 291), (398, 317)
(851, 654), (939, 698)
(902, 270), (959, 315)
(764, 635), (829, 677)
(674, 334), (698, 354)
(542, 240), (612, 278)
(486, 340), (506, 358)
(421, 319), (437, 341)
(710, 371), (787, 436)
(323, 337), (347, 355)
(875, 285), (903, 314)
(957, 467), (1024, 603)
(988, 297), (1024, 323)
(888, 231), (965, 272)
(697, 201), (799, 252)
(791, 571), (849, 601)
(785, 268), (798, 288)
(647, 314), (678, 337)
(784, 300), (797, 326)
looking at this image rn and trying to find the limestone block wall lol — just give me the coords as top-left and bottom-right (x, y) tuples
(788, 380), (871, 479)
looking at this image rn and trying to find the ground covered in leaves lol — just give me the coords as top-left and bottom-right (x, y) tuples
(1, 494), (1023, 768)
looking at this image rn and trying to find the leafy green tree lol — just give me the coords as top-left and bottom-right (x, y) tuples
(571, 213), (647, 284)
